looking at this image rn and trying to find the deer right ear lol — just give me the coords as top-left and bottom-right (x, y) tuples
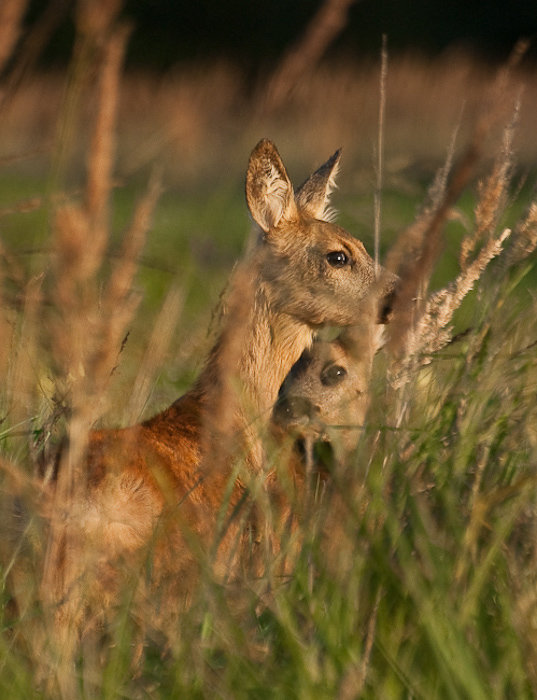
(295, 149), (341, 221)
(245, 139), (298, 233)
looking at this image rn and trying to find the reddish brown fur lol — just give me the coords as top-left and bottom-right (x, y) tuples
(46, 139), (397, 631)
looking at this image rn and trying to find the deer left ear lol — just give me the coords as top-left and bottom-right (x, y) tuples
(295, 149), (341, 221)
(246, 139), (299, 233)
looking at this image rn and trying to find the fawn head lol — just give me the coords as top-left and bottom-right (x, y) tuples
(246, 139), (397, 328)
(273, 325), (374, 448)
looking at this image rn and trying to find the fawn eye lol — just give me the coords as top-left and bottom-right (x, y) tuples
(321, 364), (348, 386)
(326, 250), (349, 268)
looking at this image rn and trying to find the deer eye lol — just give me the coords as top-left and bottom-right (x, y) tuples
(321, 364), (348, 386)
(326, 250), (349, 268)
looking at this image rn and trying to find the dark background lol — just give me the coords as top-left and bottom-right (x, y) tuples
(27, 0), (537, 73)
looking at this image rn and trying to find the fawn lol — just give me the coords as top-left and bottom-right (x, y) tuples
(273, 323), (383, 471)
(43, 139), (397, 635)
(269, 322), (390, 595)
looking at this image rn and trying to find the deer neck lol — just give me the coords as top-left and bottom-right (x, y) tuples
(196, 268), (314, 429)
(240, 287), (314, 417)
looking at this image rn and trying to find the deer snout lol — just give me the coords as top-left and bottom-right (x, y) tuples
(272, 395), (320, 428)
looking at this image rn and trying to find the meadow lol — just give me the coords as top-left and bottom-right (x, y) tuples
(2, 5), (537, 699)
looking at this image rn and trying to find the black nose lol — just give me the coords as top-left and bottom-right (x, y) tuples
(273, 395), (317, 425)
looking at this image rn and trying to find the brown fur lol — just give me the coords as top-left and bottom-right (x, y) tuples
(44, 139), (397, 632)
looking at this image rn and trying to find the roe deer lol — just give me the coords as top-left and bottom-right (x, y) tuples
(43, 139), (397, 636)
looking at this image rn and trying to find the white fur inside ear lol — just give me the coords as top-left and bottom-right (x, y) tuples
(324, 159), (340, 200)
(246, 140), (297, 232)
(322, 205), (338, 223)
(260, 162), (293, 230)
(294, 149), (341, 222)
(317, 158), (339, 222)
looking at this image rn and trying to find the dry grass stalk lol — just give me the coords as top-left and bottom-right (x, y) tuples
(385, 46), (526, 370)
(91, 168), (162, 393)
(389, 226), (511, 389)
(337, 586), (382, 699)
(384, 124), (458, 275)
(49, 1), (124, 192)
(0, 195), (42, 217)
(76, 0), (123, 40)
(388, 107), (519, 388)
(261, 0), (359, 111)
(503, 201), (537, 268)
(43, 13), (141, 481)
(32, 9), (164, 694)
(48, 18), (137, 428)
(0, 0), (70, 113)
(85, 23), (130, 267)
(105, 170), (161, 311)
(125, 281), (185, 423)
(5, 274), (42, 438)
(460, 98), (519, 270)
(374, 35), (387, 274)
(407, 97), (518, 364)
(380, 124), (460, 361)
(385, 130), (483, 362)
(0, 242), (15, 386)
(0, 0), (28, 76)
(0, 231), (27, 394)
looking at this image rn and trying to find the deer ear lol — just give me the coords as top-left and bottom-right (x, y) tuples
(246, 139), (298, 233)
(295, 149), (341, 221)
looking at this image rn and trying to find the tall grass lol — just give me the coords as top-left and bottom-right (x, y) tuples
(1, 4), (537, 700)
